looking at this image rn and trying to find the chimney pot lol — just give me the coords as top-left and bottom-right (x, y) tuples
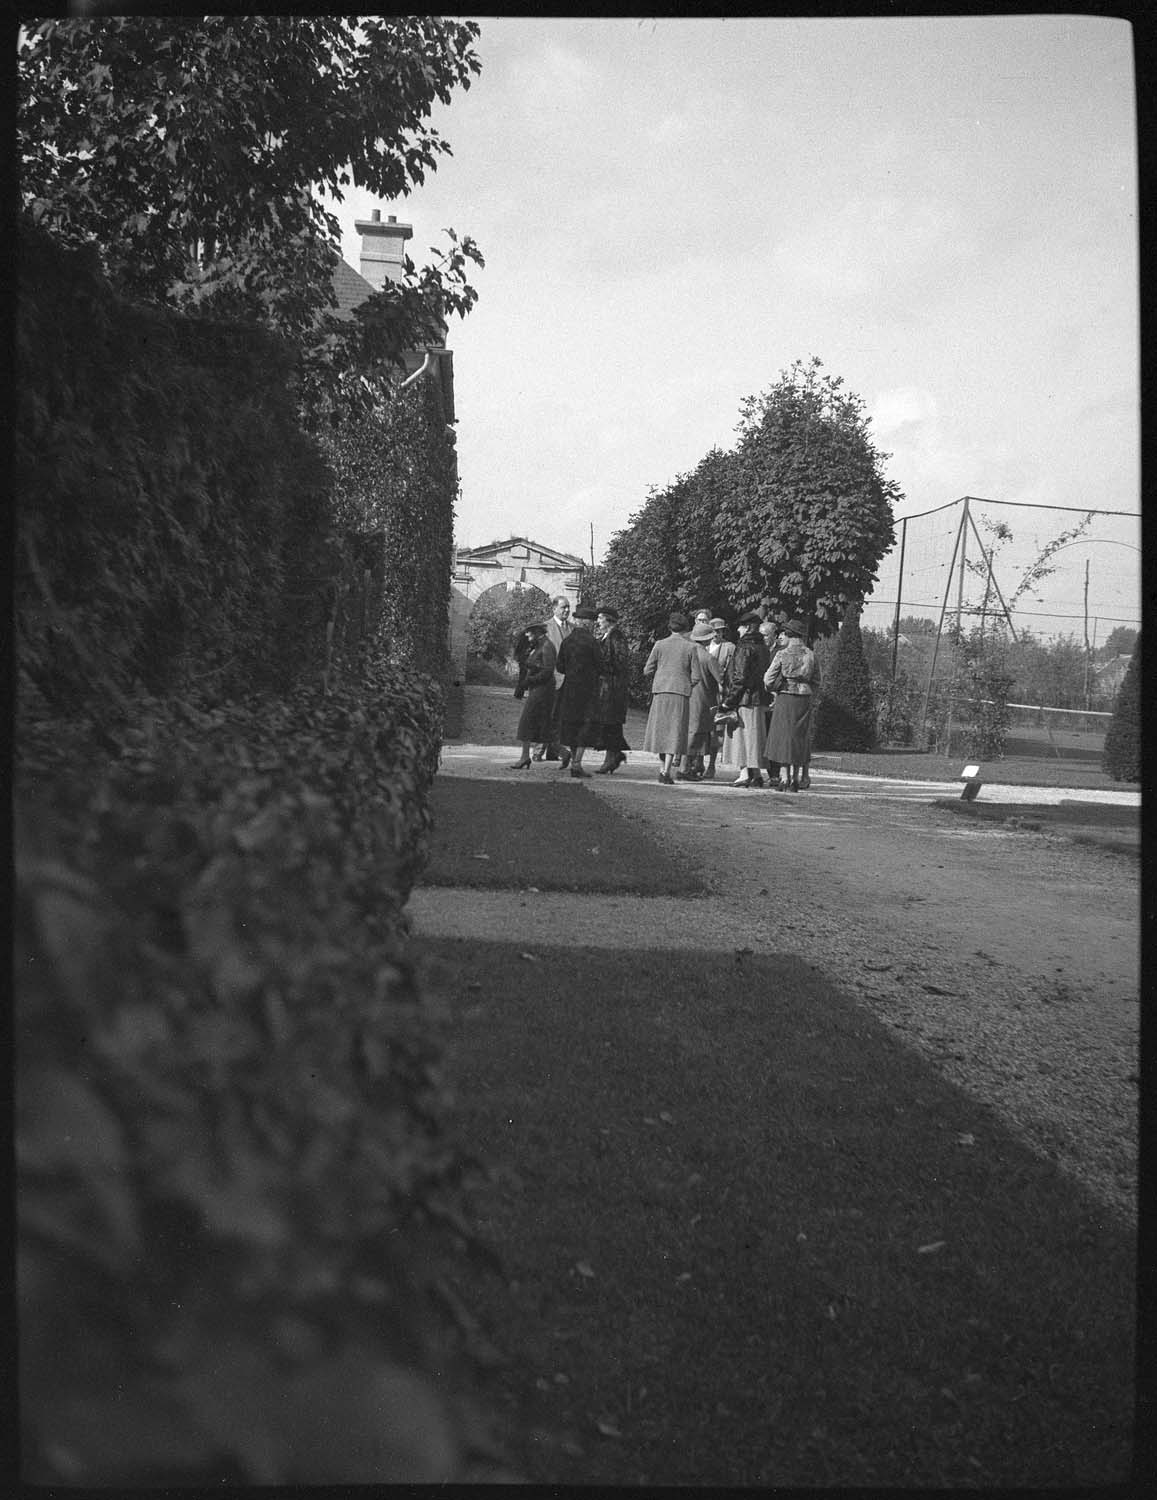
(388, 215), (397, 223)
(371, 209), (381, 223)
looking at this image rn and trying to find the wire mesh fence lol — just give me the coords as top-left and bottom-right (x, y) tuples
(859, 495), (1140, 759)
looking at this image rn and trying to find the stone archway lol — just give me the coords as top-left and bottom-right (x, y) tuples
(448, 536), (586, 683)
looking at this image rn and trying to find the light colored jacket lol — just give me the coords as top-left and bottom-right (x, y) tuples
(643, 632), (701, 697)
(545, 614), (572, 688)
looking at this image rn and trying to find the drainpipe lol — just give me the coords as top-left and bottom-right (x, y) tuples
(399, 349), (437, 390)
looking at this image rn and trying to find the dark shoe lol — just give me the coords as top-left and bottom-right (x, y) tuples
(701, 764), (716, 780)
(788, 780), (799, 792)
(543, 748), (560, 761)
(799, 772), (811, 789)
(747, 775), (764, 788)
(570, 767), (591, 779)
(658, 772), (674, 785)
(558, 749), (572, 770)
(675, 770), (699, 781)
(508, 759), (532, 770)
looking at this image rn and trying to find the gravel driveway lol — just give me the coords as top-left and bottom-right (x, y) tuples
(411, 689), (1140, 1225)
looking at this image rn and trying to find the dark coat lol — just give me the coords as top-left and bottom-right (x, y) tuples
(591, 627), (631, 725)
(555, 627), (601, 726)
(721, 635), (771, 711)
(515, 639), (556, 742)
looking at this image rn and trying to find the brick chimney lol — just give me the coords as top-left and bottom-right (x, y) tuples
(354, 208), (413, 291)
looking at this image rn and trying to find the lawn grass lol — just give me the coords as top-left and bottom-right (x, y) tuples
(424, 939), (1136, 1488)
(421, 778), (706, 895)
(810, 748), (1133, 790)
(931, 796), (1140, 855)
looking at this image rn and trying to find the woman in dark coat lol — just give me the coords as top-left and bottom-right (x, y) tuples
(554, 604), (601, 777)
(718, 609), (772, 787)
(590, 605), (632, 774)
(509, 623), (557, 769)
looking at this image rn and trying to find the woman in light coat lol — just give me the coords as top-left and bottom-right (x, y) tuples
(642, 611), (701, 785)
(764, 618), (819, 791)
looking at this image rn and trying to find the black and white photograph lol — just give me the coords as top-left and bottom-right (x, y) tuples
(16, 12), (1141, 1488)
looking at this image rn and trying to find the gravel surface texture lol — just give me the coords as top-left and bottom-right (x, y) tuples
(411, 690), (1140, 1227)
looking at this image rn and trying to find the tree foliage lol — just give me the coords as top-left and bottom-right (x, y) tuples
(813, 605), (876, 751)
(715, 358), (898, 633)
(1102, 637), (1140, 782)
(18, 15), (484, 411)
(466, 585), (552, 665)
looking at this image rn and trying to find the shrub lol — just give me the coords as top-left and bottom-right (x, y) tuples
(813, 607), (876, 751)
(15, 668), (512, 1485)
(1102, 639), (1140, 782)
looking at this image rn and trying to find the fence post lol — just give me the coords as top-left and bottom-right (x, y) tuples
(920, 502), (968, 751)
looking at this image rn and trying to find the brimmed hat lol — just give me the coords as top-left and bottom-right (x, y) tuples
(523, 621), (548, 634)
(736, 608), (763, 627)
(782, 618), (807, 637)
(668, 611), (691, 631)
(573, 604), (598, 620)
(709, 617), (727, 630)
(690, 621), (715, 643)
(595, 604), (619, 621)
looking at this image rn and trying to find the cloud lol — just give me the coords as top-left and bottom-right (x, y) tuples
(509, 41), (595, 115)
(770, 194), (966, 299)
(646, 111), (691, 145)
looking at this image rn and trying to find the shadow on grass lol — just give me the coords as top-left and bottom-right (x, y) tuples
(421, 939), (1136, 1489)
(931, 797), (1139, 856)
(421, 778), (706, 895)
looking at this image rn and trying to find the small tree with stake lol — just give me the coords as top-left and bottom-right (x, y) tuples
(1102, 635), (1140, 782)
(813, 604), (876, 751)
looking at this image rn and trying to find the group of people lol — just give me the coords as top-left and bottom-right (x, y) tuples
(508, 598), (819, 790)
(509, 595), (631, 777)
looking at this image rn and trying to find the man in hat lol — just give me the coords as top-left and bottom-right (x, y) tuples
(641, 612), (701, 784)
(554, 604), (601, 776)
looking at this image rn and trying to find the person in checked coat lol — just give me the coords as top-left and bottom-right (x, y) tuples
(642, 611), (701, 785)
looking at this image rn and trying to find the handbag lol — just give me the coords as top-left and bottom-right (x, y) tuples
(713, 706), (740, 732)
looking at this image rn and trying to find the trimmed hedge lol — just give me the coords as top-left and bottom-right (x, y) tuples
(16, 222), (337, 708)
(15, 669), (520, 1484)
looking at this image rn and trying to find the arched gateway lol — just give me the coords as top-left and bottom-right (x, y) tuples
(448, 536), (586, 683)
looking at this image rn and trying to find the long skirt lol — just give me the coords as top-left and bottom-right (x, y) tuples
(516, 683), (555, 743)
(720, 703), (767, 768)
(643, 692), (690, 755)
(586, 720), (630, 753)
(686, 684), (716, 755)
(766, 691), (814, 764)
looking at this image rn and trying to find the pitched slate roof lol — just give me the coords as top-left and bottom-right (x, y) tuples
(328, 254), (376, 321)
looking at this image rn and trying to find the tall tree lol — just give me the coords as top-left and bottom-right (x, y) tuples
(714, 357), (899, 635)
(18, 16), (484, 404)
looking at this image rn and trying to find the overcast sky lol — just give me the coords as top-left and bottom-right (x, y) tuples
(335, 15), (1139, 636)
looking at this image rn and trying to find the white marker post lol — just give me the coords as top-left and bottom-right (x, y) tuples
(960, 764), (982, 801)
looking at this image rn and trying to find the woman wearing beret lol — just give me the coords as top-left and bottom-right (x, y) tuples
(764, 618), (819, 790)
(554, 604), (602, 777)
(589, 604), (632, 774)
(509, 623), (557, 769)
(718, 609), (772, 787)
(642, 612), (701, 785)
